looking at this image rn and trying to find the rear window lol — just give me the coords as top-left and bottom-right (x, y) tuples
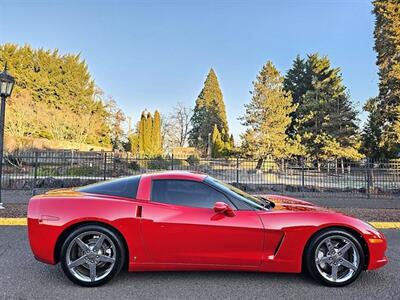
(76, 175), (141, 199)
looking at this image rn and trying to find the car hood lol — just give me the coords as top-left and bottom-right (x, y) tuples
(259, 194), (332, 212)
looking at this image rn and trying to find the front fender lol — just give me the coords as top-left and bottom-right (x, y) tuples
(257, 211), (387, 273)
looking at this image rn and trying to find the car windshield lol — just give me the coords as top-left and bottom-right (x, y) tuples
(205, 176), (267, 210)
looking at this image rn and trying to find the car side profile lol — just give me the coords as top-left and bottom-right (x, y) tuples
(27, 171), (387, 287)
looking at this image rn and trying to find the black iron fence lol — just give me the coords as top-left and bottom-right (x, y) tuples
(2, 150), (400, 199)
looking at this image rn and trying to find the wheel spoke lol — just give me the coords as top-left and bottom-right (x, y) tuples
(93, 235), (105, 252)
(89, 263), (97, 282)
(341, 258), (357, 271)
(316, 256), (330, 264)
(325, 238), (334, 250)
(68, 256), (87, 268)
(338, 242), (352, 255)
(98, 254), (115, 263)
(75, 238), (90, 252)
(331, 264), (338, 281)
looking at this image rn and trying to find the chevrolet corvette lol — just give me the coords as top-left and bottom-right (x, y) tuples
(27, 171), (387, 287)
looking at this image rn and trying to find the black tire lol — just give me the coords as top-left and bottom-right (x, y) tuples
(60, 224), (126, 287)
(305, 228), (365, 287)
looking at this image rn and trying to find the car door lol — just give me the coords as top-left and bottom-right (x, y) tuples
(140, 179), (264, 267)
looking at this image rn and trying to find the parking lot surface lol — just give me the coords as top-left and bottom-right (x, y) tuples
(0, 227), (398, 300)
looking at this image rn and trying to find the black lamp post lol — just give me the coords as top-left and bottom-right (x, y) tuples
(0, 64), (15, 209)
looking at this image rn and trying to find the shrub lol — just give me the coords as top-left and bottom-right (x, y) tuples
(186, 154), (200, 166)
(128, 161), (140, 171)
(148, 156), (170, 170)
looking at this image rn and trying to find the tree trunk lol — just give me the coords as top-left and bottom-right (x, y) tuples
(256, 158), (263, 170)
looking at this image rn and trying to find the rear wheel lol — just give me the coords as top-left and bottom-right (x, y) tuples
(60, 225), (125, 287)
(305, 228), (365, 287)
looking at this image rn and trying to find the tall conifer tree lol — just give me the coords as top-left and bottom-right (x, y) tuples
(240, 61), (297, 159)
(189, 68), (230, 153)
(300, 54), (360, 159)
(284, 55), (310, 138)
(138, 112), (147, 154)
(152, 110), (162, 155)
(370, 0), (400, 157)
(362, 98), (382, 158)
(211, 124), (224, 158)
(144, 111), (152, 154)
(133, 110), (163, 156)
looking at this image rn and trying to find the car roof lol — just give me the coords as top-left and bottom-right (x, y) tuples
(141, 170), (208, 182)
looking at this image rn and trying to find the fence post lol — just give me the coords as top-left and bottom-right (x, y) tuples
(33, 151), (39, 196)
(70, 149), (74, 167)
(301, 158), (305, 194)
(236, 157), (239, 184)
(112, 152), (116, 175)
(171, 154), (174, 170)
(366, 159), (371, 199)
(103, 152), (107, 181)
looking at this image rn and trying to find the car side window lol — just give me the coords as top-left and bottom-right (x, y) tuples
(151, 179), (231, 209)
(76, 175), (141, 199)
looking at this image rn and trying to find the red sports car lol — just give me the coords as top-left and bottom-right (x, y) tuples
(27, 171), (387, 287)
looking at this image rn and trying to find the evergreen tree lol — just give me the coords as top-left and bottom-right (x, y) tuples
(129, 133), (139, 156)
(284, 55), (310, 137)
(211, 124), (224, 158)
(240, 61), (297, 159)
(144, 111), (153, 154)
(134, 110), (163, 156)
(371, 0), (400, 157)
(362, 98), (383, 158)
(286, 54), (361, 160)
(0, 43), (114, 147)
(189, 68), (230, 154)
(229, 134), (235, 148)
(138, 112), (146, 154)
(152, 110), (162, 155)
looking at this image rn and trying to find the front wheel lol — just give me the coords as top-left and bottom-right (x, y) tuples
(305, 228), (365, 287)
(60, 224), (125, 287)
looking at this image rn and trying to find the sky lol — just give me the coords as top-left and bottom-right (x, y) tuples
(0, 0), (378, 140)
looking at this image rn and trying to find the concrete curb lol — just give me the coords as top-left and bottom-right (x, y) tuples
(0, 218), (27, 225)
(0, 218), (399, 229)
(369, 222), (400, 229)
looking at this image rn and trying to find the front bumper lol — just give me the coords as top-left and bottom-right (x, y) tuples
(366, 230), (388, 270)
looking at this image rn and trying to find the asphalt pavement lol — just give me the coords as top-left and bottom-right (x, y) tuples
(0, 227), (399, 300)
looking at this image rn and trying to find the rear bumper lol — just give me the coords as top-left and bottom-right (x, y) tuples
(27, 198), (58, 265)
(28, 217), (58, 265)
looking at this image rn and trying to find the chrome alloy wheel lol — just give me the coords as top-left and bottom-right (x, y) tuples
(314, 235), (360, 283)
(66, 231), (116, 283)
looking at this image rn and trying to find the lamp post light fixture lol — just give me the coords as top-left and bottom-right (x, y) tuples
(0, 64), (15, 209)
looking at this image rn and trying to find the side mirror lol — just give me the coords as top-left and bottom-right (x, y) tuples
(213, 202), (235, 217)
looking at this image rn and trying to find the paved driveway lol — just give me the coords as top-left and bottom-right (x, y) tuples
(0, 227), (398, 299)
